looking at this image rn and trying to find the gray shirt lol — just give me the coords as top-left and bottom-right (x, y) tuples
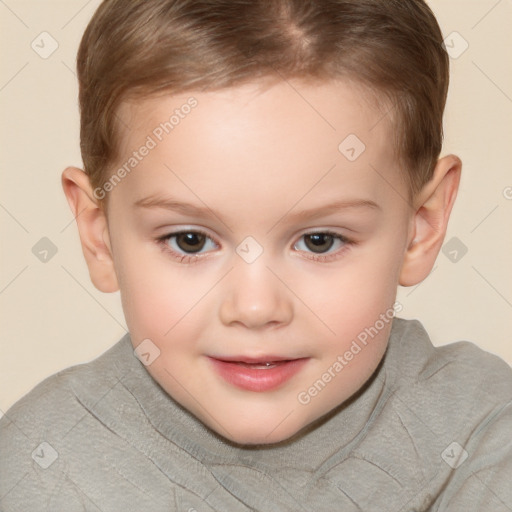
(1, 318), (511, 511)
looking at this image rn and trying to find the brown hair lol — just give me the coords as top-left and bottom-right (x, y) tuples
(77, 0), (449, 203)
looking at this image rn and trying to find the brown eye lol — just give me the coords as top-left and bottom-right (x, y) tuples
(159, 229), (219, 262)
(175, 232), (207, 253)
(303, 233), (335, 253)
(293, 231), (351, 261)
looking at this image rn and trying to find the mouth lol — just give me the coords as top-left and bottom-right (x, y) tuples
(207, 355), (309, 392)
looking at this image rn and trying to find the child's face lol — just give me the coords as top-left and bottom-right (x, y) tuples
(104, 79), (414, 444)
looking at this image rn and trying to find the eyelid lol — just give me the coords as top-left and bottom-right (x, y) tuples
(295, 227), (353, 246)
(157, 226), (219, 243)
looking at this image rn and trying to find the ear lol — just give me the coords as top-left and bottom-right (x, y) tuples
(399, 155), (462, 287)
(61, 167), (119, 293)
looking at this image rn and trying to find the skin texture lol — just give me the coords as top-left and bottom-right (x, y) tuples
(62, 79), (461, 445)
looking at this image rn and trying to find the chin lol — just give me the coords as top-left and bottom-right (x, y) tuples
(213, 418), (304, 447)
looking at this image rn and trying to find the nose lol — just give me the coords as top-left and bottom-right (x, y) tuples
(218, 257), (294, 330)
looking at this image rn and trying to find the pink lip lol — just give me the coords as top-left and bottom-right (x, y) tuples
(208, 356), (309, 392)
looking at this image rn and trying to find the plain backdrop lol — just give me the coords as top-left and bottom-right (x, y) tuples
(1, 0), (511, 413)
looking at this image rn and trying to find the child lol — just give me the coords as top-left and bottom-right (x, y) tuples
(1, 0), (511, 510)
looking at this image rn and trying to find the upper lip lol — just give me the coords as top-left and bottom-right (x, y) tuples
(209, 355), (304, 364)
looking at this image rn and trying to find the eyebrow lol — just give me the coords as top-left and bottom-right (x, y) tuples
(134, 194), (381, 223)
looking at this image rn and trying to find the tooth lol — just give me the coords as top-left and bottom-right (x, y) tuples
(236, 361), (279, 369)
(253, 362), (277, 369)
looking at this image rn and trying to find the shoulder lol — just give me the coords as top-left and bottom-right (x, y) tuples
(1, 334), (134, 438)
(388, 317), (512, 403)
(377, 318), (512, 509)
(0, 335), (135, 508)
(425, 338), (512, 510)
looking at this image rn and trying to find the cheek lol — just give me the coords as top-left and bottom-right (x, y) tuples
(113, 247), (182, 341)
(115, 247), (215, 360)
(301, 246), (401, 336)
(290, 235), (403, 391)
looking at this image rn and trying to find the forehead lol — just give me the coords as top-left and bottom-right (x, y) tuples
(117, 78), (390, 149)
(111, 79), (400, 216)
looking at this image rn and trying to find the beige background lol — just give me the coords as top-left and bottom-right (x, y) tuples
(1, 0), (511, 413)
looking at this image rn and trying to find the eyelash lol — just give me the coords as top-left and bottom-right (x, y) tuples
(156, 229), (355, 264)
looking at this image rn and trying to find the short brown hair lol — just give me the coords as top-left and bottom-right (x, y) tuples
(77, 0), (449, 203)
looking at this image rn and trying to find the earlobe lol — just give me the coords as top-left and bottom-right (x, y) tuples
(61, 167), (119, 293)
(399, 155), (462, 287)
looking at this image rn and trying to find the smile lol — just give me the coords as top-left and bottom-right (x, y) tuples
(207, 356), (309, 392)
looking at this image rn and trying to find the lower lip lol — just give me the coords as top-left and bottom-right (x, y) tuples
(208, 357), (309, 392)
